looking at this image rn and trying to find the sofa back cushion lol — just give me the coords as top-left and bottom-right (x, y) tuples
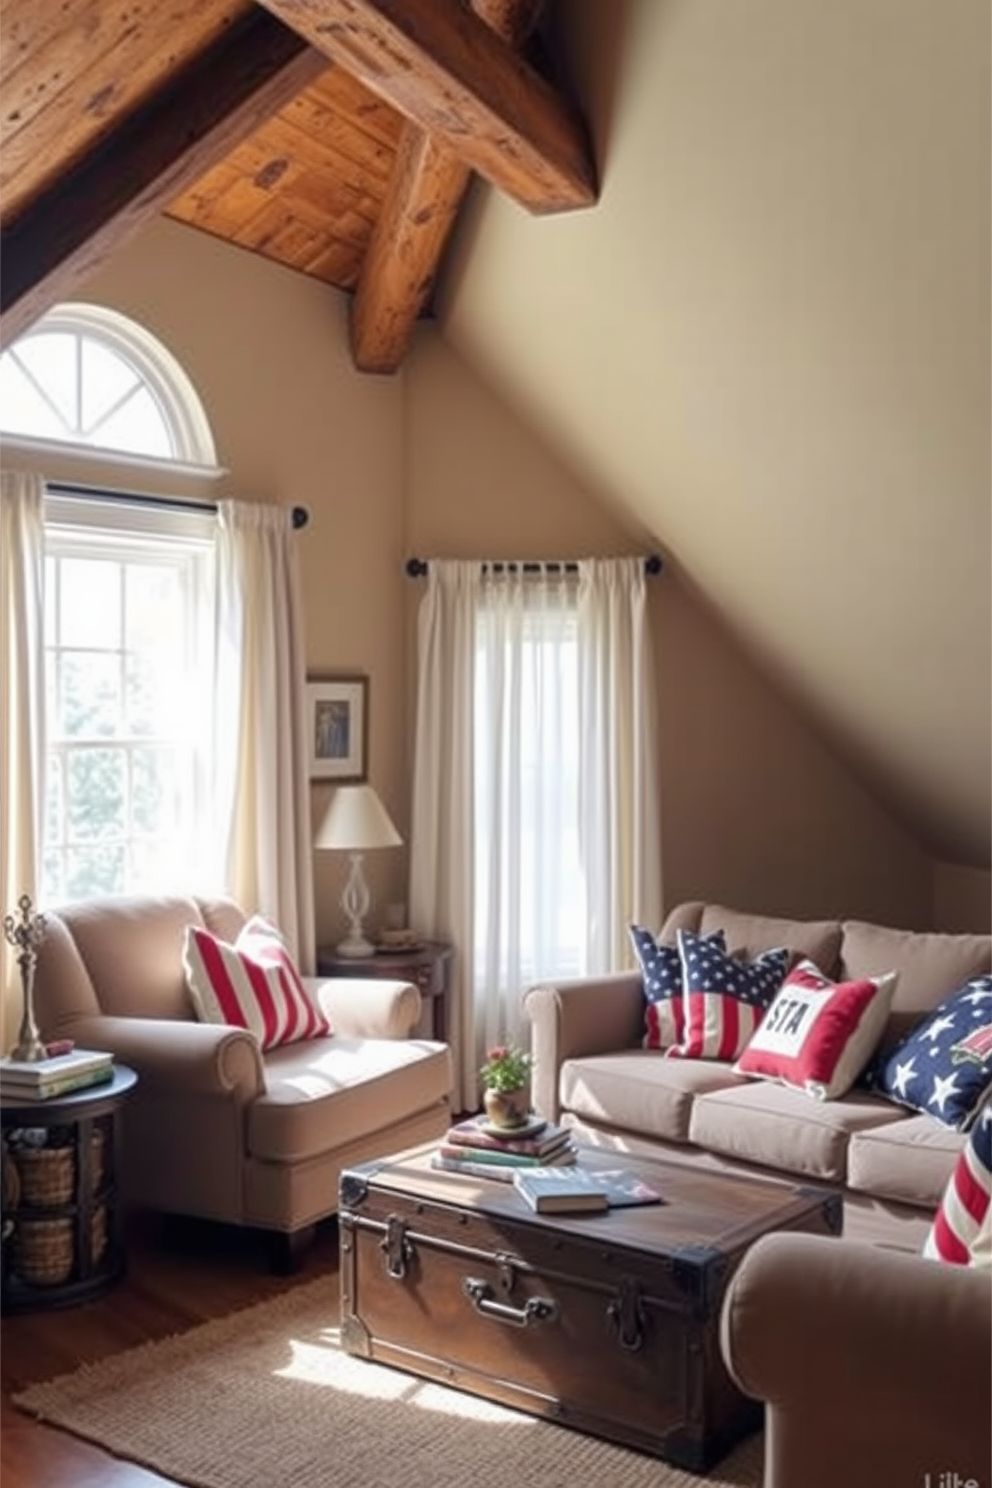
(48, 895), (216, 1021)
(658, 902), (843, 975)
(841, 921), (992, 1053)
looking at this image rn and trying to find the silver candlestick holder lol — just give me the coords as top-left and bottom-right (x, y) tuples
(4, 894), (47, 1062)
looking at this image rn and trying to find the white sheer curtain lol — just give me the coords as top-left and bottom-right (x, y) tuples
(0, 471), (46, 1051)
(578, 558), (663, 969)
(215, 500), (315, 971)
(410, 556), (662, 1112)
(409, 562), (477, 1110)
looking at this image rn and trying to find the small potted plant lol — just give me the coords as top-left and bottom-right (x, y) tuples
(479, 1043), (533, 1129)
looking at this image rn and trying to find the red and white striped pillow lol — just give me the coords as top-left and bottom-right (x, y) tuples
(924, 1102), (992, 1267)
(184, 916), (330, 1051)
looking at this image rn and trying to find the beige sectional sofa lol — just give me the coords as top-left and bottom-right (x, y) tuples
(524, 900), (992, 1250)
(32, 894), (453, 1265)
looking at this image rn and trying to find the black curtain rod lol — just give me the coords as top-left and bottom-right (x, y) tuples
(45, 481), (310, 530)
(405, 554), (662, 578)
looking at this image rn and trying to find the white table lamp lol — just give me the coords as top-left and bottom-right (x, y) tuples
(316, 784), (402, 957)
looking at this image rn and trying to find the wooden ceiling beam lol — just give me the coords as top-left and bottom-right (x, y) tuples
(350, 0), (543, 374)
(253, 0), (597, 214)
(0, 10), (328, 348)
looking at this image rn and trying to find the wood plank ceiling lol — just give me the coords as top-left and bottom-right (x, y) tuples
(0, 0), (597, 373)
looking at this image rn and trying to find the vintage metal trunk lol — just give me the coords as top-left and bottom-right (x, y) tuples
(338, 1145), (841, 1470)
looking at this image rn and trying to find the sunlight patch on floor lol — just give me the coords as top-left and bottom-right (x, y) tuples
(275, 1334), (538, 1427)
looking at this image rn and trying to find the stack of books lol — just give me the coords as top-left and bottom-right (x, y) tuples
(430, 1113), (577, 1182)
(0, 1047), (114, 1103)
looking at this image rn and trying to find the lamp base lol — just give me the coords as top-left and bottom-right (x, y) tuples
(335, 932), (376, 959)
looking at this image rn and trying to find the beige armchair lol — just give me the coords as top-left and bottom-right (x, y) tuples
(719, 1231), (991, 1488)
(32, 894), (453, 1267)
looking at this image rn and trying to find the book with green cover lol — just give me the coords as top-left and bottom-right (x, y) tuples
(0, 1062), (115, 1102)
(435, 1140), (576, 1168)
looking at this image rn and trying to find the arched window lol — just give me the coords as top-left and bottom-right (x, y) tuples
(0, 302), (216, 467)
(0, 305), (226, 902)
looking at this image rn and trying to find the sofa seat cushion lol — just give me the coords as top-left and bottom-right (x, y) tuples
(560, 1051), (747, 1143)
(689, 1081), (907, 1184)
(847, 1112), (964, 1210)
(248, 1038), (451, 1163)
(840, 921), (991, 1052)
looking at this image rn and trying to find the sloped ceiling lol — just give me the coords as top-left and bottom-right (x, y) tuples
(437, 0), (991, 869)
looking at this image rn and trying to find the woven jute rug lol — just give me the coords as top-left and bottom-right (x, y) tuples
(14, 1278), (763, 1488)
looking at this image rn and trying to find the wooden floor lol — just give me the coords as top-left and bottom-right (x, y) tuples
(1, 1213), (341, 1488)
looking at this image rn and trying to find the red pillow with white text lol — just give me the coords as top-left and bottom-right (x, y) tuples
(183, 915), (330, 1051)
(733, 958), (896, 1100)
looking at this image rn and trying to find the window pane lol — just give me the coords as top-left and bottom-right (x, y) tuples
(93, 385), (173, 457)
(60, 558), (120, 647)
(66, 844), (124, 898)
(59, 653), (121, 738)
(80, 338), (140, 433)
(127, 563), (181, 647)
(0, 357), (66, 439)
(14, 333), (78, 431)
(131, 746), (174, 833)
(66, 748), (125, 838)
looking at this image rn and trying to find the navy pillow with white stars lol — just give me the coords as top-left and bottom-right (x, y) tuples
(629, 925), (726, 1050)
(867, 975), (992, 1131)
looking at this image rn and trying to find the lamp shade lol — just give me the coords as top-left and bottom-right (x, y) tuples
(315, 784), (402, 852)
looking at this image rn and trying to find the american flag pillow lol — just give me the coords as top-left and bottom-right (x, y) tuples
(865, 975), (992, 1131)
(924, 1102), (992, 1266)
(630, 925), (726, 1050)
(669, 928), (789, 1062)
(184, 915), (331, 1051)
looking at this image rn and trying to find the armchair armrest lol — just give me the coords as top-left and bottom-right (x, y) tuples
(310, 977), (422, 1040)
(53, 1014), (264, 1101)
(720, 1231), (992, 1488)
(522, 972), (645, 1120)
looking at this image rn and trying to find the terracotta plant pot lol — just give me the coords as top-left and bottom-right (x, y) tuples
(483, 1086), (529, 1129)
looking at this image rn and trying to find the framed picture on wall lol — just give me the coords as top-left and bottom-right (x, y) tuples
(306, 676), (368, 781)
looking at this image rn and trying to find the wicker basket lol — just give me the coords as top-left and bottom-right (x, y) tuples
(11, 1127), (106, 1208)
(14, 1205), (108, 1287)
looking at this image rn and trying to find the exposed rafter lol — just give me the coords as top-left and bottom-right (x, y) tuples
(0, 10), (328, 347)
(349, 0), (544, 374)
(253, 0), (597, 213)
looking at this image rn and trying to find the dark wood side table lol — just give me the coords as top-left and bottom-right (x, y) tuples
(1, 1064), (137, 1313)
(317, 942), (454, 1043)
